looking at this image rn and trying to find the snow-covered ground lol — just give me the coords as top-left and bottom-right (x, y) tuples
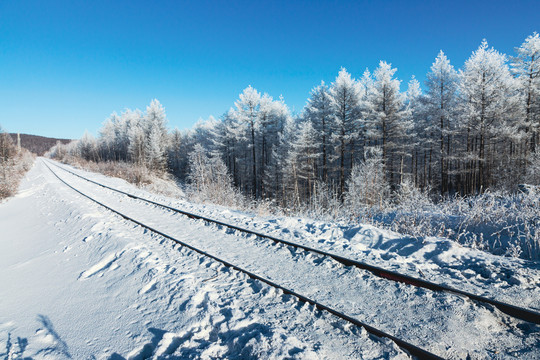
(1, 158), (539, 359)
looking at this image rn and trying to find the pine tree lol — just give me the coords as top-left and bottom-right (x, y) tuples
(284, 120), (321, 205)
(127, 111), (145, 166)
(99, 113), (119, 161)
(144, 99), (169, 171)
(366, 61), (409, 187)
(0, 126), (15, 164)
(231, 86), (261, 197)
(78, 131), (98, 162)
(458, 40), (518, 192)
(329, 68), (363, 198)
(359, 68), (374, 99)
(305, 81), (333, 182)
(512, 32), (540, 152)
(260, 95), (290, 198)
(145, 123), (167, 171)
(402, 76), (420, 185)
(423, 51), (459, 193)
(267, 114), (297, 204)
(212, 111), (240, 186)
(168, 128), (185, 178)
(119, 109), (144, 162)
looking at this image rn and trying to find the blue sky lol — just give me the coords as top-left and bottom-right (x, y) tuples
(1, 0), (538, 139)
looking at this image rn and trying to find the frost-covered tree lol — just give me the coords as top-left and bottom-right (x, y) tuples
(168, 128), (186, 178)
(188, 143), (211, 194)
(93, 100), (170, 170)
(169, 116), (219, 180)
(404, 76), (422, 186)
(359, 68), (374, 100)
(99, 112), (119, 161)
(126, 110), (145, 166)
(267, 113), (296, 203)
(212, 111), (241, 186)
(115, 109), (137, 162)
(329, 68), (363, 198)
(260, 95), (290, 198)
(145, 123), (167, 171)
(406, 76), (421, 104)
(144, 99), (169, 171)
(304, 81), (334, 181)
(366, 61), (409, 186)
(191, 116), (219, 150)
(0, 126), (34, 199)
(231, 86), (261, 197)
(78, 131), (98, 162)
(512, 32), (540, 152)
(0, 126), (15, 163)
(458, 40), (519, 192)
(284, 120), (321, 205)
(225, 86), (291, 199)
(422, 51), (459, 193)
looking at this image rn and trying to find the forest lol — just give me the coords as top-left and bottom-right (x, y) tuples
(51, 35), (540, 198)
(48, 34), (540, 259)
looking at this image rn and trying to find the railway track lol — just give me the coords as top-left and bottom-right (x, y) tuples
(44, 160), (540, 359)
(47, 160), (540, 325)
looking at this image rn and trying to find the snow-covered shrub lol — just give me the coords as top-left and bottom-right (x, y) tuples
(0, 130), (35, 200)
(306, 180), (342, 220)
(351, 181), (540, 259)
(506, 240), (523, 258)
(251, 198), (279, 217)
(436, 190), (540, 259)
(386, 177), (436, 238)
(47, 140), (80, 163)
(394, 177), (432, 211)
(187, 144), (244, 208)
(345, 147), (389, 211)
(525, 150), (540, 185)
(85, 160), (154, 185)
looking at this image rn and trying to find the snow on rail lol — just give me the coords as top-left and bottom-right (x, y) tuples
(48, 159), (540, 325)
(44, 159), (444, 360)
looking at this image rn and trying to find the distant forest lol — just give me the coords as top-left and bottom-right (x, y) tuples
(50, 33), (540, 205)
(9, 133), (71, 156)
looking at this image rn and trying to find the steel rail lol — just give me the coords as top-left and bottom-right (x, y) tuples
(47, 159), (540, 325)
(44, 160), (444, 360)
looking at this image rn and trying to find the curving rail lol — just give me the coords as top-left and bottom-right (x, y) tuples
(46, 160), (540, 326)
(44, 160), (445, 359)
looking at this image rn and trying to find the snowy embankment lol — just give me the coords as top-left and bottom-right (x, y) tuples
(1, 158), (539, 359)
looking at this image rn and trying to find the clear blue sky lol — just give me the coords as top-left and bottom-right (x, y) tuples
(1, 0), (538, 139)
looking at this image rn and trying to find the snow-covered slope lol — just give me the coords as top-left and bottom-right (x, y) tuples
(1, 159), (539, 359)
